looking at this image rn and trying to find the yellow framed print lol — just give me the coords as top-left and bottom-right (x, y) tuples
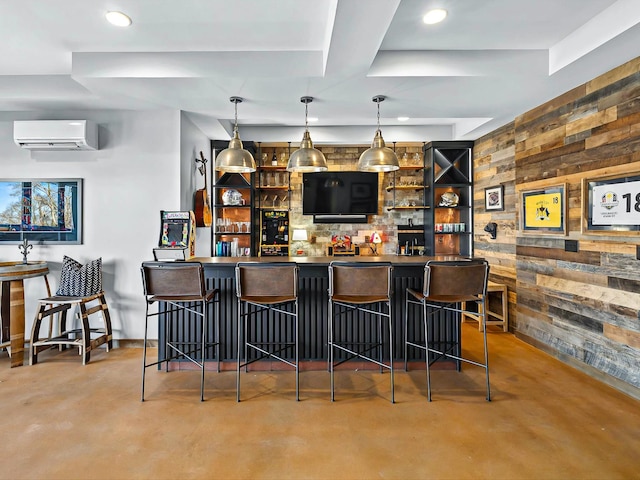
(520, 184), (566, 235)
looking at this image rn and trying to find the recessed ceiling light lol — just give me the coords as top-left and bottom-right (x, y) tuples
(106, 11), (132, 27)
(397, 116), (410, 122)
(423, 9), (447, 25)
(307, 117), (319, 123)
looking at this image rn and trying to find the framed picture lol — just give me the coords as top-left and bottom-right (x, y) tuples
(0, 178), (82, 244)
(520, 184), (566, 235)
(581, 171), (640, 234)
(485, 185), (504, 211)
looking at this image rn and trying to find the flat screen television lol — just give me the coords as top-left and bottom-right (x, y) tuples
(302, 171), (379, 216)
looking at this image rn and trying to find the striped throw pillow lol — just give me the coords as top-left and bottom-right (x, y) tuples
(56, 256), (103, 297)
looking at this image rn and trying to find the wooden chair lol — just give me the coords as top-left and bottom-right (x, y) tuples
(30, 278), (112, 365)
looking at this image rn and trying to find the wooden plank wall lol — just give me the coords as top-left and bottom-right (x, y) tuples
(473, 122), (518, 326)
(475, 56), (640, 396)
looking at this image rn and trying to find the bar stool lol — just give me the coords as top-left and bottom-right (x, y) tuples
(328, 261), (394, 403)
(404, 259), (490, 401)
(462, 281), (508, 332)
(235, 262), (299, 401)
(140, 261), (220, 402)
(30, 256), (112, 365)
(30, 292), (113, 365)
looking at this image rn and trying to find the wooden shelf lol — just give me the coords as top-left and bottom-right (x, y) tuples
(385, 185), (425, 192)
(386, 206), (430, 211)
(258, 165), (288, 171)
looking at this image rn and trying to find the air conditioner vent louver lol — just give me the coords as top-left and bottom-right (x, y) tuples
(13, 120), (99, 151)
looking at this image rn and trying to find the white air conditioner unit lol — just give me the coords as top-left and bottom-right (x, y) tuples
(13, 120), (99, 150)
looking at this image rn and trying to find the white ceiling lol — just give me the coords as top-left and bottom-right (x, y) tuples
(1, 0), (639, 144)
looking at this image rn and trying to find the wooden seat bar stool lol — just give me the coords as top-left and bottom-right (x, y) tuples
(30, 291), (113, 365)
(462, 281), (508, 332)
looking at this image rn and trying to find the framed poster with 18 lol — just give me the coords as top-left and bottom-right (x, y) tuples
(582, 171), (640, 234)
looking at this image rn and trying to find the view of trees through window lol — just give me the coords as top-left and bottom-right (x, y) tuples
(0, 179), (82, 244)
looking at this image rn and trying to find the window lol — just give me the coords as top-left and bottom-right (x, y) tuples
(0, 179), (82, 244)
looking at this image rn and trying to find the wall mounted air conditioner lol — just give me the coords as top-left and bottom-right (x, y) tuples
(13, 120), (99, 150)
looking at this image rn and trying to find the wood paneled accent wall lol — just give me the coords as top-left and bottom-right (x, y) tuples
(475, 56), (640, 398)
(473, 122), (517, 326)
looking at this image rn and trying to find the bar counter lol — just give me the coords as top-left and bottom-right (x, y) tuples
(159, 255), (465, 368)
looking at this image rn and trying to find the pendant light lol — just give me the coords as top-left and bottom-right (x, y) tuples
(357, 95), (399, 172)
(215, 97), (256, 173)
(287, 96), (328, 172)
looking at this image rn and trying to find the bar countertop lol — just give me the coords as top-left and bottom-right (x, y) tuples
(191, 255), (468, 267)
(157, 254), (464, 364)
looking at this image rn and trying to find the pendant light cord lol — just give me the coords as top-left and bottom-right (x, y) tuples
(233, 99), (239, 134)
(305, 101), (309, 132)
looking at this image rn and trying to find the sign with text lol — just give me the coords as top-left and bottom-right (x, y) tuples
(583, 172), (640, 234)
(592, 179), (640, 225)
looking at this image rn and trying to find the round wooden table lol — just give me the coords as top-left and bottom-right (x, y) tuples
(0, 261), (49, 367)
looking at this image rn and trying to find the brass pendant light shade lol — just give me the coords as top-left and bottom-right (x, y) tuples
(357, 95), (399, 172)
(287, 96), (328, 172)
(215, 97), (256, 173)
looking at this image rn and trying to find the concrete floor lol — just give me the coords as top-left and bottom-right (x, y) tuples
(1, 323), (639, 480)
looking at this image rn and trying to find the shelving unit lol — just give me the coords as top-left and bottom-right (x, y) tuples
(386, 165), (429, 211)
(212, 171), (254, 257)
(423, 141), (474, 257)
(255, 145), (291, 256)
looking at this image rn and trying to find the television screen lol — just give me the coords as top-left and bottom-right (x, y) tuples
(302, 172), (379, 215)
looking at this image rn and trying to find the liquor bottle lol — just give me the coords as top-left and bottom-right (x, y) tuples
(271, 152), (278, 166)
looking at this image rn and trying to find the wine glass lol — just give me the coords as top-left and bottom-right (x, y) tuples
(279, 194), (288, 210)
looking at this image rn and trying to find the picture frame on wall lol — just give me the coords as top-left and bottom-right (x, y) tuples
(520, 183), (567, 235)
(485, 185), (504, 211)
(0, 178), (83, 244)
(581, 170), (640, 234)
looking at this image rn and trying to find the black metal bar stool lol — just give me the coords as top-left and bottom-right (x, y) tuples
(328, 261), (394, 403)
(235, 262), (299, 401)
(140, 261), (220, 401)
(404, 258), (490, 401)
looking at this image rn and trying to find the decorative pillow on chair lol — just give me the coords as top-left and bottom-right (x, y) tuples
(56, 256), (103, 297)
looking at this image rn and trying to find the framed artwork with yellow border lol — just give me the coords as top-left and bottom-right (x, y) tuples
(581, 171), (640, 234)
(520, 184), (566, 235)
